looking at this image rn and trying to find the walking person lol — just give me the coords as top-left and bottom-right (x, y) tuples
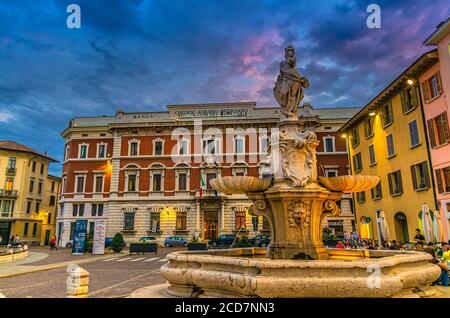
(50, 236), (57, 251)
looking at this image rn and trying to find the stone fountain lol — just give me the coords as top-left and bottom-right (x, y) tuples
(142, 46), (440, 298)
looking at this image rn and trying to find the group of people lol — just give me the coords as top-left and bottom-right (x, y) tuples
(0, 234), (57, 251)
(330, 228), (450, 287)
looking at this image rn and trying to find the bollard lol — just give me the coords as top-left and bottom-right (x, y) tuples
(66, 264), (89, 298)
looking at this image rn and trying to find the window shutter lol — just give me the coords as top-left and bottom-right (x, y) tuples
(411, 86), (418, 107)
(398, 170), (403, 194)
(422, 162), (431, 189)
(436, 71), (443, 95)
(400, 90), (406, 113)
(442, 112), (449, 143)
(427, 119), (437, 148)
(421, 81), (429, 103)
(388, 173), (393, 195)
(411, 165), (418, 191)
(435, 169), (444, 194)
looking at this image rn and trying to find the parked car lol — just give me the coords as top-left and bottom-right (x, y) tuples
(65, 237), (121, 249)
(139, 236), (157, 242)
(164, 236), (188, 247)
(209, 234), (239, 247)
(248, 235), (271, 247)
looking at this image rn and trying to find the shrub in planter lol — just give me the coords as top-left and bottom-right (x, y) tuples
(111, 233), (125, 253)
(234, 235), (252, 248)
(85, 232), (94, 253)
(187, 236), (208, 251)
(130, 241), (158, 254)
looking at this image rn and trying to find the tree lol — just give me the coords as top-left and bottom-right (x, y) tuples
(111, 233), (125, 253)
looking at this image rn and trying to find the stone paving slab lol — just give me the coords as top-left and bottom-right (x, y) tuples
(0, 253), (122, 278)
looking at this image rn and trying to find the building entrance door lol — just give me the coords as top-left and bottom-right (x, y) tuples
(44, 230), (51, 246)
(203, 210), (218, 240)
(0, 222), (11, 245)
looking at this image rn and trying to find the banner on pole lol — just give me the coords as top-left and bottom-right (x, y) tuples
(92, 219), (106, 255)
(72, 220), (87, 255)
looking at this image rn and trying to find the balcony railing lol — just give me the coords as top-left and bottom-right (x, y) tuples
(0, 189), (18, 198)
(5, 167), (16, 175)
(0, 211), (13, 218)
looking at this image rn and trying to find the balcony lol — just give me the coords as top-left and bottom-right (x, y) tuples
(0, 211), (13, 218)
(5, 167), (16, 176)
(0, 189), (18, 199)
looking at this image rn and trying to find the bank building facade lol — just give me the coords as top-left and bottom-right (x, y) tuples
(56, 102), (359, 246)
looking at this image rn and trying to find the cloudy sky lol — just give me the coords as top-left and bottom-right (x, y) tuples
(0, 0), (448, 174)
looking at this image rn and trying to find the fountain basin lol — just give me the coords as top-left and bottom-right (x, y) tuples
(160, 248), (440, 298)
(209, 176), (272, 195)
(318, 175), (380, 193)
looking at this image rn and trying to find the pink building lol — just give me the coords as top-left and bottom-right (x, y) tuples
(421, 18), (450, 240)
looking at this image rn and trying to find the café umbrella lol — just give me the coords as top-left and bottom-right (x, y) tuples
(379, 211), (390, 241)
(432, 210), (444, 242)
(421, 203), (434, 242)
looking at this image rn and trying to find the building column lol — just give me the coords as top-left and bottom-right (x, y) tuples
(196, 201), (200, 238)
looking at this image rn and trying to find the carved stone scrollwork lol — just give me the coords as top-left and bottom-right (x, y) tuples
(322, 200), (340, 218)
(287, 200), (312, 228)
(249, 200), (268, 217)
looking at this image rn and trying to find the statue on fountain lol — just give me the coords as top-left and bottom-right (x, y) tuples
(273, 45), (310, 120)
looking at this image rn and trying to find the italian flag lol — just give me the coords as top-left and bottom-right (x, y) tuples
(200, 175), (206, 198)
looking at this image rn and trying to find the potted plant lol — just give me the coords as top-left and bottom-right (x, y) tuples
(110, 233), (126, 253)
(234, 235), (252, 248)
(85, 232), (94, 253)
(187, 236), (208, 251)
(130, 241), (158, 254)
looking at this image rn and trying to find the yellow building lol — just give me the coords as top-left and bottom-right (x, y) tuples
(339, 51), (438, 243)
(0, 141), (60, 246)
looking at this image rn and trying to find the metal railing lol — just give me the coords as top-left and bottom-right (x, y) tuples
(0, 189), (18, 198)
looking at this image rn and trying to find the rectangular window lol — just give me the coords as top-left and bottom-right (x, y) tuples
(252, 216), (259, 231)
(72, 204), (78, 217)
(32, 223), (37, 237)
(444, 167), (450, 193)
(178, 173), (187, 191)
(371, 181), (382, 200)
(364, 116), (374, 138)
(386, 134), (395, 157)
(206, 173), (216, 190)
(79, 145), (87, 159)
(5, 178), (13, 191)
(356, 191), (366, 203)
(51, 181), (55, 192)
(26, 201), (32, 214)
(32, 161), (36, 172)
(8, 157), (16, 169)
(388, 170), (403, 196)
(203, 139), (216, 155)
(422, 71), (442, 102)
(49, 195), (56, 206)
(64, 145), (70, 161)
(408, 120), (420, 147)
(92, 204), (97, 216)
(154, 141), (163, 155)
(351, 128), (359, 148)
(235, 209), (246, 229)
(410, 161), (430, 191)
(79, 203), (85, 217)
(95, 175), (104, 193)
(260, 137), (268, 153)
(179, 139), (188, 155)
(150, 213), (160, 232)
(325, 169), (338, 177)
(381, 102), (394, 127)
(153, 174), (162, 191)
(130, 142), (138, 156)
(37, 182), (42, 195)
(128, 174), (137, 192)
(176, 212), (187, 230)
(124, 212), (135, 231)
(40, 164), (44, 175)
(98, 144), (106, 158)
(235, 138), (244, 154)
(324, 137), (335, 152)
(76, 176), (85, 193)
(401, 86), (418, 113)
(35, 201), (40, 213)
(427, 112), (449, 148)
(369, 144), (376, 166)
(24, 223), (29, 236)
(47, 213), (51, 224)
(29, 179), (34, 193)
(352, 153), (362, 172)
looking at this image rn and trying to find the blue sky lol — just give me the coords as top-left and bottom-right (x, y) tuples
(0, 0), (449, 175)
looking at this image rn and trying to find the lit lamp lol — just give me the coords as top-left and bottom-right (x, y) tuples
(369, 111), (376, 117)
(341, 134), (347, 138)
(407, 79), (414, 86)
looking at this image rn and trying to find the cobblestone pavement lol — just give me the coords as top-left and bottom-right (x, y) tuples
(0, 247), (184, 298)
